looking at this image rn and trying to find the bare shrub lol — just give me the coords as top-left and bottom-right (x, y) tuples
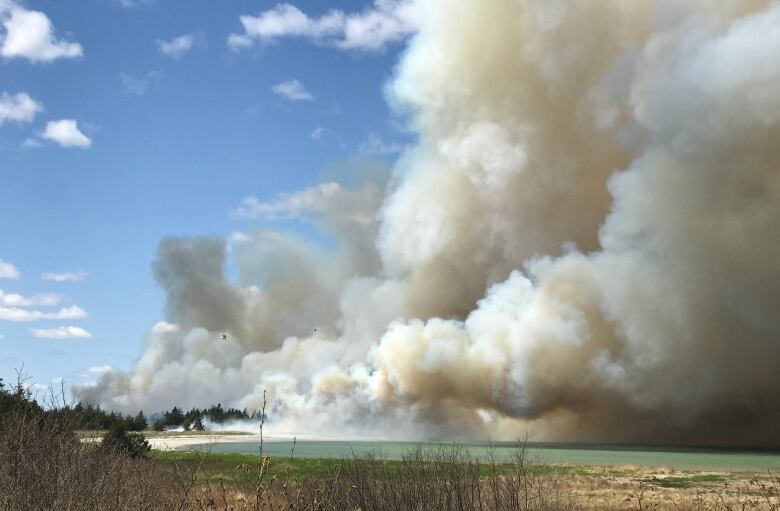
(187, 441), (581, 511)
(0, 408), (178, 511)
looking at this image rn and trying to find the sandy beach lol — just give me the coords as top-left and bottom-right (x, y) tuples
(146, 433), (263, 451)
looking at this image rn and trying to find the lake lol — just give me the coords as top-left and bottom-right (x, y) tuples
(178, 439), (780, 471)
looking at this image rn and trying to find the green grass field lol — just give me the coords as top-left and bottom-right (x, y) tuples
(151, 450), (345, 483)
(149, 450), (734, 489)
(189, 439), (780, 471)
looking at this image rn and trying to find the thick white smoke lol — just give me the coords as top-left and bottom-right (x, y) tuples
(77, 0), (780, 446)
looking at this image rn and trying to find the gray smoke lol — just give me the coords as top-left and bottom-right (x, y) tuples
(77, 0), (780, 446)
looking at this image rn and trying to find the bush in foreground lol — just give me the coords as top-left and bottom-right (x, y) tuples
(0, 409), (178, 510)
(101, 422), (151, 459)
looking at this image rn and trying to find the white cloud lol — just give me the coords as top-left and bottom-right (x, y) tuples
(40, 119), (91, 148)
(308, 126), (345, 149)
(0, 305), (86, 322)
(358, 132), (406, 155)
(115, 0), (154, 8)
(30, 326), (92, 339)
(120, 70), (161, 95)
(271, 79), (314, 101)
(0, 1), (83, 62)
(150, 321), (178, 334)
(233, 182), (342, 220)
(87, 365), (114, 374)
(0, 92), (42, 125)
(27, 382), (49, 392)
(41, 270), (86, 282)
(0, 260), (20, 279)
(157, 33), (196, 59)
(232, 182), (379, 226)
(0, 289), (61, 307)
(228, 1), (417, 52)
(227, 231), (250, 244)
(21, 137), (42, 148)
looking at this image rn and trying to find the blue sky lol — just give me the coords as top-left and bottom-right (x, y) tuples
(0, 0), (413, 392)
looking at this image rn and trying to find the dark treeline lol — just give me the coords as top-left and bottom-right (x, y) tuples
(0, 376), (150, 458)
(0, 377), (40, 418)
(151, 404), (257, 431)
(60, 404), (148, 431)
(1, 376), (256, 432)
(0, 377), (146, 431)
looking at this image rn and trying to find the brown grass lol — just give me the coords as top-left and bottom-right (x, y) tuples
(0, 409), (181, 510)
(181, 445), (778, 511)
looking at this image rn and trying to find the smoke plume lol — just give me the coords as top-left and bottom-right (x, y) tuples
(77, 0), (780, 447)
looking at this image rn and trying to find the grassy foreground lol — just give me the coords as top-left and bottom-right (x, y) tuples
(152, 449), (742, 485)
(148, 448), (778, 510)
(151, 449), (754, 484)
(151, 450), (663, 481)
(151, 450), (609, 482)
(152, 450), (346, 481)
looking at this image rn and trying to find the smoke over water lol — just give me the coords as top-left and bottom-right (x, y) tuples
(77, 0), (780, 447)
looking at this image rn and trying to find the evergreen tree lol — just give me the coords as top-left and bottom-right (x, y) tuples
(101, 423), (150, 458)
(164, 406), (184, 427)
(131, 411), (146, 431)
(192, 416), (205, 431)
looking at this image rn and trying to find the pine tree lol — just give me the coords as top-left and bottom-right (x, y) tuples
(132, 411), (147, 431)
(192, 416), (205, 431)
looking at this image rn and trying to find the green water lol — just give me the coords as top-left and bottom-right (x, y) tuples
(179, 440), (780, 471)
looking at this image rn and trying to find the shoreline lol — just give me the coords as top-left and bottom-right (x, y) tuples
(145, 431), (397, 451)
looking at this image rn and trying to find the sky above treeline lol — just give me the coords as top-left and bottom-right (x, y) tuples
(0, 0), (412, 393)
